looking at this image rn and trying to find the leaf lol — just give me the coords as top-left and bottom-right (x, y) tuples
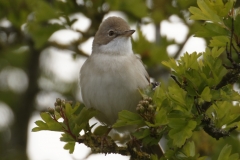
(75, 107), (98, 130)
(218, 144), (239, 160)
(63, 142), (75, 154)
(32, 112), (63, 132)
(162, 59), (179, 72)
(189, 0), (223, 23)
(113, 110), (145, 128)
(93, 125), (109, 136)
(181, 141), (196, 157)
(211, 47), (225, 58)
(169, 118), (197, 147)
(35, 120), (48, 128)
(209, 36), (229, 47)
(201, 87), (212, 102)
(155, 108), (168, 126)
(178, 52), (201, 70)
(65, 102), (80, 120)
(167, 82), (187, 107)
(133, 129), (150, 139)
(60, 133), (76, 142)
(195, 23), (228, 38)
(40, 112), (53, 123)
(133, 128), (160, 145)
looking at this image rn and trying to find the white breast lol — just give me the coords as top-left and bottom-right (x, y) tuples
(80, 53), (149, 125)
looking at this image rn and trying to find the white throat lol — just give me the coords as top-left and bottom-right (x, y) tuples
(93, 37), (133, 55)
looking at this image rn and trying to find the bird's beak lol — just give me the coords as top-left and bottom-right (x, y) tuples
(121, 30), (135, 37)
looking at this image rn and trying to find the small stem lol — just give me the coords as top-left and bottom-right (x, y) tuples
(171, 75), (182, 88)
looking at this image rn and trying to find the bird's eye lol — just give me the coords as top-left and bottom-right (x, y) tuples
(108, 30), (114, 36)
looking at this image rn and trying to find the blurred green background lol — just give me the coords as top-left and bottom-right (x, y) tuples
(0, 0), (240, 159)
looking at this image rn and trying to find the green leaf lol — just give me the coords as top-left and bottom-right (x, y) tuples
(211, 47), (225, 58)
(63, 142), (75, 154)
(189, 0), (223, 23)
(218, 144), (239, 160)
(93, 125), (109, 136)
(169, 118), (197, 147)
(35, 120), (48, 128)
(113, 110), (145, 128)
(178, 52), (201, 70)
(133, 128), (160, 145)
(167, 82), (187, 107)
(150, 154), (158, 160)
(31, 127), (42, 132)
(75, 107), (98, 130)
(201, 87), (212, 102)
(195, 23), (228, 38)
(65, 102), (80, 120)
(133, 129), (150, 139)
(155, 108), (168, 126)
(32, 112), (63, 132)
(162, 59), (179, 72)
(181, 141), (196, 157)
(40, 112), (53, 123)
(60, 133), (76, 142)
(209, 36), (229, 47)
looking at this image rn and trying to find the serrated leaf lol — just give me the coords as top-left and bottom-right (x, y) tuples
(167, 82), (187, 107)
(133, 128), (160, 145)
(33, 112), (63, 132)
(113, 110), (145, 128)
(211, 47), (225, 58)
(60, 133), (76, 142)
(65, 102), (80, 121)
(40, 112), (53, 123)
(93, 125), (109, 136)
(201, 87), (212, 102)
(209, 36), (229, 47)
(35, 120), (48, 128)
(155, 108), (168, 126)
(162, 58), (179, 72)
(32, 127), (43, 132)
(178, 52), (201, 70)
(169, 118), (197, 147)
(133, 129), (150, 139)
(195, 23), (228, 38)
(75, 107), (98, 130)
(189, 0), (223, 24)
(63, 142), (75, 154)
(218, 144), (239, 160)
(181, 141), (195, 157)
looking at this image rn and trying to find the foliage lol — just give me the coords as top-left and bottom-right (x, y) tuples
(0, 0), (240, 159)
(33, 1), (240, 159)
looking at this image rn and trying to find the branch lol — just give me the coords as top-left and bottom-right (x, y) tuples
(173, 32), (192, 59)
(48, 40), (90, 57)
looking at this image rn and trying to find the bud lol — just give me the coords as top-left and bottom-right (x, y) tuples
(146, 97), (153, 103)
(55, 105), (61, 113)
(139, 105), (145, 113)
(140, 100), (149, 108)
(148, 105), (155, 112)
(56, 98), (61, 104)
(136, 104), (142, 111)
(48, 108), (55, 115)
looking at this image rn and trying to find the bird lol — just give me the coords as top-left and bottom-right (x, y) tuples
(79, 16), (163, 157)
(80, 16), (149, 126)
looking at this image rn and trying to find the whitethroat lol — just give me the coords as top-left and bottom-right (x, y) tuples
(80, 16), (149, 125)
(79, 16), (163, 157)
